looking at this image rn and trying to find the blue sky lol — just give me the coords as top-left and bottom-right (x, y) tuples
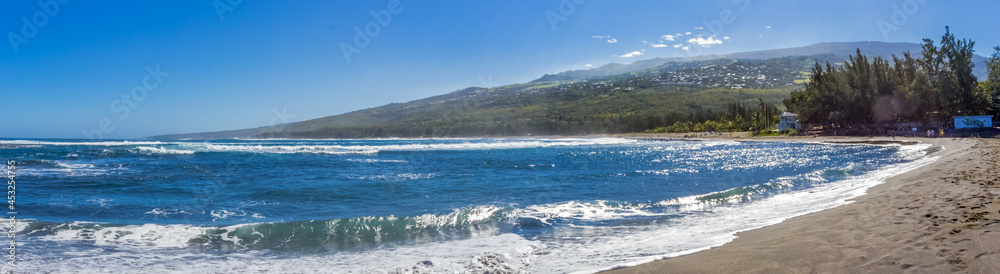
(2, 0), (999, 139)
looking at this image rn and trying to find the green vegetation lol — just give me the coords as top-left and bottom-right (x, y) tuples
(155, 41), (993, 140)
(260, 87), (792, 138)
(784, 27), (1000, 129)
(644, 99), (780, 134)
(985, 46), (1000, 114)
(254, 57), (812, 138)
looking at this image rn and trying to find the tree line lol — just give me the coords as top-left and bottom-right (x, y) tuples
(645, 99), (781, 134)
(784, 27), (1000, 129)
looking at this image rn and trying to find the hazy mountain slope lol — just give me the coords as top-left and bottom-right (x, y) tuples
(722, 41), (922, 60)
(533, 55), (720, 82)
(147, 41), (990, 140)
(535, 42), (987, 82)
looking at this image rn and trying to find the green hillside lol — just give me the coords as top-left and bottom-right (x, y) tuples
(252, 58), (809, 138)
(151, 41), (966, 139)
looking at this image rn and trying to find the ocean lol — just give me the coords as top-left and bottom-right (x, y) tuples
(1, 138), (939, 273)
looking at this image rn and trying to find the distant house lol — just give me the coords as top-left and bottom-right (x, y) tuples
(779, 112), (799, 131)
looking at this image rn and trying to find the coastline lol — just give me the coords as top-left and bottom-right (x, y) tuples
(11, 135), (999, 272)
(603, 136), (1000, 273)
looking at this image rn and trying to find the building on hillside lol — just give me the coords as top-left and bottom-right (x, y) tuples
(779, 112), (799, 131)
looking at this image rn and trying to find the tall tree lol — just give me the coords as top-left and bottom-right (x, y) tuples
(941, 26), (980, 114)
(785, 27), (994, 130)
(984, 46), (1000, 116)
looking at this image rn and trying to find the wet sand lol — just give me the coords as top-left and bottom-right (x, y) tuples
(605, 137), (1000, 273)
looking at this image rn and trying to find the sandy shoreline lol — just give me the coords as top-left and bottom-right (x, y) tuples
(601, 136), (1000, 273)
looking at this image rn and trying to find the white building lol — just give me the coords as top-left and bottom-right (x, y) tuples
(779, 112), (799, 131)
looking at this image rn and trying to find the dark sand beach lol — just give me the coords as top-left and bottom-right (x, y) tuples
(606, 136), (1000, 273)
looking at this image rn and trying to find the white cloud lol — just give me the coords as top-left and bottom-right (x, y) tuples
(687, 36), (723, 47)
(592, 35), (611, 39)
(723, 36), (730, 40)
(673, 44), (683, 48)
(651, 43), (669, 48)
(682, 46), (690, 51)
(662, 34), (675, 41)
(641, 40), (648, 44)
(584, 64), (593, 67)
(765, 26), (771, 29)
(694, 26), (705, 30)
(619, 50), (644, 58)
(607, 38), (618, 43)
(685, 32), (692, 35)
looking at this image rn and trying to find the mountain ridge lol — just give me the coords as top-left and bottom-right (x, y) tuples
(147, 41), (989, 140)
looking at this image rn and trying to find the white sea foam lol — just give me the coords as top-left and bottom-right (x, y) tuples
(518, 176), (803, 226)
(143, 208), (195, 218)
(7, 138), (636, 155)
(357, 173), (437, 181)
(166, 138), (639, 155)
(522, 201), (656, 225)
(2, 140), (164, 146)
(21, 160), (119, 177)
(15, 232), (544, 274)
(523, 153), (943, 273)
(210, 210), (247, 221)
(12, 140), (941, 273)
(896, 143), (934, 160)
(34, 221), (206, 249)
(54, 162), (94, 169)
(5, 219), (33, 234)
(345, 158), (409, 163)
(86, 198), (113, 208)
(17, 152), (939, 273)
(195, 143), (377, 154)
(133, 146), (196, 155)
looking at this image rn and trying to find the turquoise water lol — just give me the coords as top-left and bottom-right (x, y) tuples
(1, 138), (935, 273)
